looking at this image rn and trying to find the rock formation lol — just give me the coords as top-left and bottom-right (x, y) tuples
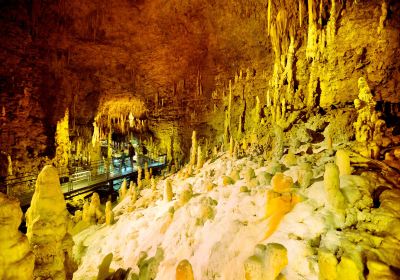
(244, 243), (288, 280)
(176, 259), (194, 280)
(164, 179), (173, 202)
(26, 165), (75, 280)
(105, 201), (114, 225)
(88, 193), (104, 224)
(0, 193), (34, 280)
(323, 163), (346, 211)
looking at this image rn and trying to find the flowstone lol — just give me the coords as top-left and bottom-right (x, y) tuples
(264, 173), (302, 239)
(26, 165), (75, 280)
(0, 193), (34, 280)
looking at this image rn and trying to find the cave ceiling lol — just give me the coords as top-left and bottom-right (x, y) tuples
(0, 0), (274, 125)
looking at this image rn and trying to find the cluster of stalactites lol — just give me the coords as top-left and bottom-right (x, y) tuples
(91, 113), (149, 146)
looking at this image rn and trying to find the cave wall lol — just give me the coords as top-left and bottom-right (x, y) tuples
(0, 0), (399, 172)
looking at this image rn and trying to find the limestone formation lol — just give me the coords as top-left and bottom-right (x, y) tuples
(105, 201), (114, 225)
(145, 162), (151, 181)
(151, 177), (157, 191)
(196, 196), (216, 226)
(26, 165), (75, 280)
(244, 167), (256, 183)
(244, 243), (288, 280)
(176, 259), (194, 280)
(137, 166), (143, 189)
(336, 150), (351, 176)
(264, 191), (301, 239)
(164, 179), (173, 202)
(97, 253), (113, 280)
(196, 145), (204, 170)
(318, 248), (338, 280)
(271, 173), (293, 193)
(0, 193), (34, 280)
(178, 184), (193, 207)
(366, 259), (398, 280)
(336, 255), (363, 280)
(323, 163), (346, 210)
(82, 201), (90, 223)
(297, 163), (313, 188)
(222, 175), (234, 186)
(230, 169), (241, 182)
(190, 130), (197, 166)
(119, 179), (128, 200)
(89, 192), (104, 224)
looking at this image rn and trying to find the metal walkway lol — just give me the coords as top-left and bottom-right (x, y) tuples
(4, 155), (167, 207)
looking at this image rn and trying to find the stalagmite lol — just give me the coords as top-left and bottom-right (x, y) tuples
(145, 162), (150, 180)
(82, 201), (90, 223)
(0, 193), (34, 280)
(164, 179), (173, 202)
(138, 166), (143, 189)
(105, 201), (114, 225)
(119, 179), (128, 200)
(196, 145), (204, 170)
(229, 136), (234, 157)
(26, 165), (75, 280)
(130, 182), (137, 203)
(176, 259), (194, 280)
(88, 192), (103, 224)
(151, 177), (156, 191)
(324, 163), (346, 210)
(190, 131), (197, 166)
(336, 150), (351, 176)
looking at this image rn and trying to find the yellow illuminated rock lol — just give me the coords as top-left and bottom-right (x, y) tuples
(0, 193), (34, 280)
(176, 259), (194, 280)
(105, 201), (114, 225)
(89, 192), (104, 224)
(271, 173), (293, 193)
(264, 191), (301, 239)
(244, 243), (288, 280)
(324, 163), (346, 210)
(336, 255), (363, 280)
(222, 175), (235, 186)
(26, 165), (75, 279)
(336, 150), (351, 176)
(164, 179), (173, 202)
(318, 248), (338, 280)
(119, 179), (128, 200)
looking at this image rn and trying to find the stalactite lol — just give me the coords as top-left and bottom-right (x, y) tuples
(306, 0), (318, 59)
(267, 0), (272, 36)
(378, 0), (388, 34)
(299, 0), (303, 27)
(326, 0), (336, 46)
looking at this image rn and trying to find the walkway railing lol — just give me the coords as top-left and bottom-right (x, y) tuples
(2, 154), (167, 200)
